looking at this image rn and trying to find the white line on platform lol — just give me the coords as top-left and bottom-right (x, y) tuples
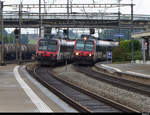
(126, 71), (150, 78)
(13, 66), (53, 112)
(101, 64), (122, 72)
(21, 66), (77, 112)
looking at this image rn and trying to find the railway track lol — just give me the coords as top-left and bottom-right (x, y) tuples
(72, 65), (150, 97)
(31, 66), (138, 113)
(5, 60), (34, 64)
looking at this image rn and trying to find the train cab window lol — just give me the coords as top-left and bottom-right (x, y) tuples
(39, 40), (47, 51)
(76, 41), (84, 50)
(85, 41), (94, 51)
(47, 40), (57, 52)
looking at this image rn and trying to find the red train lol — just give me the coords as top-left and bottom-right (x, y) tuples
(36, 35), (118, 66)
(36, 38), (74, 65)
(73, 37), (118, 65)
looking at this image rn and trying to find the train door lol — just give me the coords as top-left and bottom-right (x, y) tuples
(93, 40), (97, 62)
(56, 40), (61, 61)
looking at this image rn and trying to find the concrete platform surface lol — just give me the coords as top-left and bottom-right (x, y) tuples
(95, 63), (150, 79)
(0, 64), (77, 112)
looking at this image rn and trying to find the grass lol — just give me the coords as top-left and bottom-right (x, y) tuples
(29, 40), (37, 44)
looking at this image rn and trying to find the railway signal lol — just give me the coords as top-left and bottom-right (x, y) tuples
(90, 28), (95, 35)
(144, 42), (147, 50)
(63, 29), (69, 36)
(14, 28), (20, 39)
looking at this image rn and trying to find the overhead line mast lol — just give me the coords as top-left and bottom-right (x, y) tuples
(67, 0), (69, 39)
(39, 0), (42, 38)
(0, 1), (4, 65)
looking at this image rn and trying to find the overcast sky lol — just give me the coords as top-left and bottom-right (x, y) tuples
(1, 0), (150, 14)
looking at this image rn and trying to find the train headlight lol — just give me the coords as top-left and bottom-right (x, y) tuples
(89, 54), (92, 56)
(52, 54), (57, 57)
(75, 52), (79, 56)
(38, 53), (42, 56)
(83, 37), (87, 40)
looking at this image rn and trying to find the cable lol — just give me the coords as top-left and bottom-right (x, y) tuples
(136, 0), (143, 10)
(20, 0), (24, 4)
(43, 0), (47, 13)
(92, 0), (95, 4)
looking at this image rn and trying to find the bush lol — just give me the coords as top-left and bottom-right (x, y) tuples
(112, 40), (142, 62)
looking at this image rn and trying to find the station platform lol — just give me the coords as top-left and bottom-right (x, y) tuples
(0, 64), (77, 112)
(94, 62), (150, 85)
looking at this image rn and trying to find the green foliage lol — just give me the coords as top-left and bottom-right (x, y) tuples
(29, 40), (37, 44)
(112, 40), (142, 62)
(115, 37), (125, 42)
(129, 39), (141, 52)
(2, 31), (29, 44)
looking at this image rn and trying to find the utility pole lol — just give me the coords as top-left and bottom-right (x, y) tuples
(118, 0), (121, 48)
(131, 0), (134, 63)
(39, 0), (41, 38)
(43, 0), (47, 14)
(142, 39), (146, 63)
(18, 3), (22, 64)
(0, 1), (4, 66)
(67, 0), (69, 39)
(70, 0), (72, 13)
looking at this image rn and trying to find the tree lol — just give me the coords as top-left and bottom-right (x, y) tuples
(112, 40), (142, 62)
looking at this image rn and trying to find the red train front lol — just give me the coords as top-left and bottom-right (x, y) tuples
(73, 36), (119, 65)
(36, 39), (59, 65)
(73, 38), (96, 65)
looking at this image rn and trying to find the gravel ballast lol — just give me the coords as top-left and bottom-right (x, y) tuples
(52, 65), (150, 112)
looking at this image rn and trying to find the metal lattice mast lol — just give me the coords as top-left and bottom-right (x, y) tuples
(118, 0), (121, 48)
(18, 2), (22, 64)
(39, 0), (42, 38)
(0, 1), (4, 65)
(67, 0), (69, 39)
(131, 0), (134, 63)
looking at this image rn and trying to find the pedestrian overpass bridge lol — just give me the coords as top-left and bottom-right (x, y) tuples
(3, 12), (150, 29)
(1, 3), (150, 29)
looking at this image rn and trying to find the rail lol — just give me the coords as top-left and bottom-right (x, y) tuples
(30, 66), (139, 112)
(74, 65), (150, 97)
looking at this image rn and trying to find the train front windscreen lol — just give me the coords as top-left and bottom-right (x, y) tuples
(47, 40), (57, 52)
(38, 40), (47, 51)
(85, 41), (94, 51)
(76, 40), (94, 51)
(76, 40), (84, 51)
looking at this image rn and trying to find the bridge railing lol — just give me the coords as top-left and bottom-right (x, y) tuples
(3, 12), (150, 21)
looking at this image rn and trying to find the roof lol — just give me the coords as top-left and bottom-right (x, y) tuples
(132, 31), (150, 39)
